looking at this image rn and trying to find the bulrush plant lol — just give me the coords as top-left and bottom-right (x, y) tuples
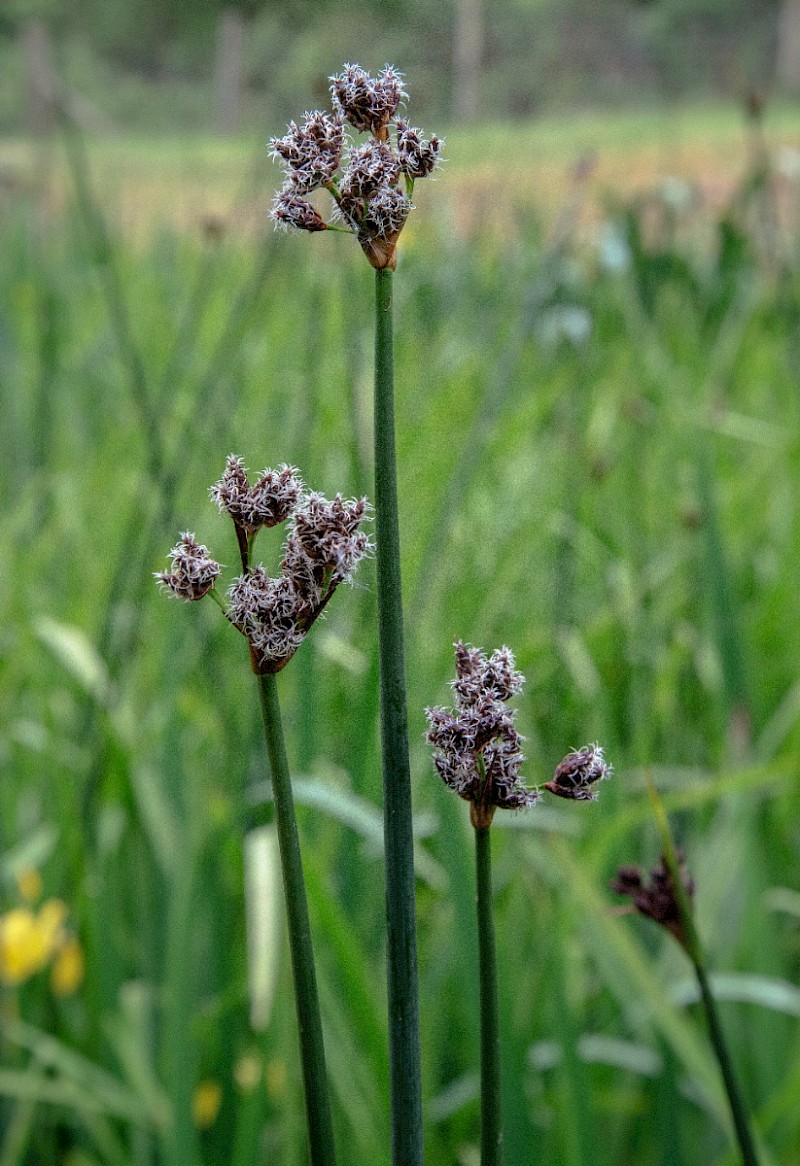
(270, 64), (441, 1166)
(612, 786), (763, 1166)
(426, 642), (612, 1166)
(156, 455), (372, 1166)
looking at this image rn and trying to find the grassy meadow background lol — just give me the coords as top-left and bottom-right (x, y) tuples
(2, 97), (800, 1166)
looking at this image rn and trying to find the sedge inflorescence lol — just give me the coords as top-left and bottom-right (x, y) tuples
(269, 64), (442, 270)
(154, 533), (221, 602)
(542, 742), (611, 802)
(426, 642), (612, 828)
(425, 642), (538, 829)
(156, 456), (371, 674)
(611, 851), (695, 949)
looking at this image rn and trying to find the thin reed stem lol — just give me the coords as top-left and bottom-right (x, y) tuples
(256, 671), (337, 1166)
(691, 955), (760, 1166)
(373, 266), (424, 1166)
(474, 824), (502, 1166)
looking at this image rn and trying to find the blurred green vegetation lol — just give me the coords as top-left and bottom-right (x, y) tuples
(1, 114), (800, 1166)
(6, 99), (800, 242)
(0, 0), (785, 133)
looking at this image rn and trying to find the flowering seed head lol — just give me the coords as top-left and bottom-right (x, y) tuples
(269, 64), (440, 269)
(543, 743), (612, 801)
(226, 565), (272, 636)
(426, 642), (538, 827)
(227, 568), (305, 672)
(270, 191), (328, 233)
(359, 185), (413, 242)
(247, 465), (304, 528)
(155, 533), (221, 601)
(283, 493), (372, 613)
(330, 63), (406, 135)
(268, 111), (344, 193)
(210, 456), (303, 533)
(395, 118), (443, 178)
(610, 851), (695, 949)
(221, 486), (371, 672)
(160, 457), (371, 674)
(340, 140), (401, 201)
(452, 641), (525, 705)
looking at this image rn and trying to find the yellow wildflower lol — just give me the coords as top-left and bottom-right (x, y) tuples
(0, 900), (68, 986)
(37, 900), (68, 947)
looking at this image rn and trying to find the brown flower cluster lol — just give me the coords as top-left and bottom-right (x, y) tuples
(425, 643), (539, 829)
(426, 643), (612, 828)
(210, 457), (302, 534)
(543, 743), (611, 802)
(157, 457), (371, 674)
(610, 852), (695, 949)
(154, 533), (221, 602)
(269, 64), (442, 270)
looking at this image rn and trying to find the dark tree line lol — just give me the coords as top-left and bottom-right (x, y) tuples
(2, 0), (795, 131)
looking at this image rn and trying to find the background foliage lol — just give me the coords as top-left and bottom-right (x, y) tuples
(0, 0), (789, 131)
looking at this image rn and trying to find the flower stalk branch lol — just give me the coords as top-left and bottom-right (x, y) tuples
(612, 781), (761, 1166)
(268, 66), (441, 1165)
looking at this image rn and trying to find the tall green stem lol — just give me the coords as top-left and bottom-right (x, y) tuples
(257, 671), (337, 1166)
(691, 954), (761, 1166)
(475, 825), (502, 1166)
(373, 266), (424, 1166)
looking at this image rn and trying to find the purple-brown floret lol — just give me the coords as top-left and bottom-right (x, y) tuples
(330, 64), (406, 135)
(395, 119), (442, 179)
(268, 111), (344, 193)
(154, 533), (221, 601)
(543, 743), (612, 801)
(610, 852), (695, 948)
(425, 643), (539, 827)
(270, 192), (329, 233)
(210, 457), (303, 533)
